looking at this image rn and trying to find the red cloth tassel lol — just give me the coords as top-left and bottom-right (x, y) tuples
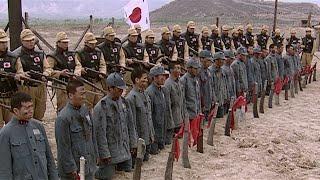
(173, 135), (180, 161)
(274, 77), (283, 95)
(189, 114), (205, 146)
(230, 96), (247, 130)
(206, 105), (218, 128)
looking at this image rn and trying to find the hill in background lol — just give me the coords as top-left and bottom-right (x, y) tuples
(150, 0), (320, 27)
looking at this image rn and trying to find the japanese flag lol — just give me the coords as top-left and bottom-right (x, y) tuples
(123, 0), (150, 31)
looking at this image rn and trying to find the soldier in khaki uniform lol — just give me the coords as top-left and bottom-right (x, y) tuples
(182, 21), (201, 57)
(47, 32), (82, 111)
(98, 27), (126, 74)
(301, 28), (316, 67)
(144, 30), (163, 64)
(256, 25), (271, 50)
(134, 24), (143, 44)
(200, 26), (215, 54)
(171, 25), (189, 61)
(210, 25), (224, 53)
(221, 25), (234, 51)
(157, 27), (178, 61)
(271, 29), (284, 47)
(14, 29), (50, 120)
(237, 25), (247, 47)
(76, 32), (107, 109)
(0, 29), (24, 126)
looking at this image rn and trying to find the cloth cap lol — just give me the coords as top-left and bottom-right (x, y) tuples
(128, 28), (139, 36)
(56, 32), (70, 42)
(186, 58), (201, 68)
(20, 29), (35, 41)
(106, 72), (127, 89)
(103, 26), (116, 36)
(173, 24), (182, 33)
(237, 46), (248, 55)
(149, 65), (166, 77)
(187, 21), (196, 29)
(224, 50), (235, 59)
(84, 32), (98, 44)
(0, 29), (9, 42)
(213, 52), (226, 61)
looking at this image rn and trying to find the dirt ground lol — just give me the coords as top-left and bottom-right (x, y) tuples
(42, 52), (320, 180)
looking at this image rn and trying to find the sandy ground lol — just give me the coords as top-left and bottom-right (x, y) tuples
(42, 53), (320, 180)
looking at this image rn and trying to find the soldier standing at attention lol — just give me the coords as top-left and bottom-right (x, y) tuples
(94, 73), (137, 179)
(271, 29), (284, 47)
(245, 24), (255, 47)
(182, 21), (201, 57)
(76, 32), (106, 109)
(256, 25), (270, 50)
(14, 29), (49, 121)
(0, 29), (24, 126)
(221, 25), (233, 51)
(210, 25), (224, 53)
(164, 61), (185, 134)
(200, 26), (215, 54)
(251, 47), (263, 94)
(301, 27), (316, 67)
(198, 50), (215, 121)
(126, 68), (155, 161)
(98, 26), (126, 74)
(47, 32), (82, 112)
(231, 47), (249, 97)
(180, 58), (201, 123)
(146, 66), (169, 153)
(222, 50), (236, 111)
(286, 29), (300, 47)
(55, 80), (97, 180)
(144, 30), (162, 64)
(265, 44), (279, 95)
(171, 24), (189, 60)
(276, 44), (285, 80)
(232, 29), (242, 50)
(0, 92), (58, 180)
(209, 52), (228, 118)
(158, 27), (178, 61)
(237, 26), (247, 47)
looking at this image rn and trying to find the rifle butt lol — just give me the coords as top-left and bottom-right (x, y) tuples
(313, 69), (317, 81)
(164, 153), (174, 180)
(224, 109), (231, 136)
(182, 131), (191, 168)
(207, 120), (215, 146)
(275, 94), (280, 106)
(133, 159), (143, 180)
(196, 132), (204, 153)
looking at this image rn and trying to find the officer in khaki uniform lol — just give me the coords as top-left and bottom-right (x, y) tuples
(232, 29), (242, 50)
(286, 29), (300, 47)
(245, 24), (255, 47)
(200, 26), (215, 54)
(47, 32), (82, 111)
(182, 21), (201, 57)
(0, 29), (24, 126)
(256, 25), (271, 50)
(98, 26), (126, 74)
(237, 25), (247, 47)
(301, 27), (316, 67)
(144, 30), (162, 64)
(158, 27), (178, 62)
(171, 25), (189, 60)
(210, 25), (224, 53)
(271, 29), (284, 47)
(76, 32), (106, 109)
(14, 29), (50, 120)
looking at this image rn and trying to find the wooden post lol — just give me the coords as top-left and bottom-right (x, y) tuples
(89, 15), (93, 32)
(273, 0), (278, 32)
(216, 17), (219, 27)
(111, 17), (115, 28)
(24, 12), (29, 27)
(182, 118), (191, 169)
(307, 12), (312, 28)
(133, 138), (145, 180)
(8, 0), (23, 50)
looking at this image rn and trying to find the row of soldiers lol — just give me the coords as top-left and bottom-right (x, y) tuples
(0, 20), (317, 179)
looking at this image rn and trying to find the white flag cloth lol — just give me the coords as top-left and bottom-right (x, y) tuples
(123, 0), (150, 31)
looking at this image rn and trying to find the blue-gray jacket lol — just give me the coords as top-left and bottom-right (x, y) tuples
(93, 96), (137, 164)
(0, 117), (58, 180)
(55, 102), (97, 179)
(222, 64), (236, 100)
(199, 67), (215, 112)
(126, 87), (155, 145)
(180, 72), (201, 119)
(231, 59), (248, 95)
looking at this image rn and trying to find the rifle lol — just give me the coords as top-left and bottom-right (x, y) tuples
(225, 97), (235, 136)
(29, 70), (67, 86)
(0, 103), (11, 110)
(309, 62), (317, 83)
(133, 138), (145, 180)
(131, 58), (157, 67)
(105, 63), (133, 74)
(66, 72), (108, 95)
(252, 82), (259, 118)
(313, 63), (317, 81)
(207, 103), (219, 146)
(84, 68), (107, 78)
(268, 81), (274, 108)
(0, 71), (66, 91)
(284, 77), (289, 100)
(182, 118), (191, 168)
(164, 136), (178, 180)
(259, 80), (267, 113)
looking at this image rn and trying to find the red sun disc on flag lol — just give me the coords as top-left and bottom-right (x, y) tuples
(129, 7), (142, 23)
